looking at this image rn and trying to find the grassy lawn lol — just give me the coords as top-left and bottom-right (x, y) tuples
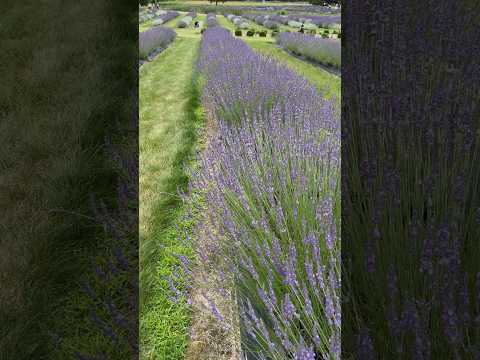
(140, 35), (202, 360)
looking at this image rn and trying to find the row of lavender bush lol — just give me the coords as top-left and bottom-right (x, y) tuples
(224, 13), (249, 29)
(243, 13), (340, 31)
(277, 32), (341, 69)
(188, 27), (340, 359)
(177, 11), (197, 28)
(152, 11), (179, 26)
(291, 15), (341, 29)
(139, 26), (176, 60)
(139, 8), (166, 23)
(243, 13), (280, 30)
(206, 13), (218, 27)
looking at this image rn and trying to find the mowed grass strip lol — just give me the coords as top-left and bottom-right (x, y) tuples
(247, 39), (341, 101)
(140, 36), (202, 360)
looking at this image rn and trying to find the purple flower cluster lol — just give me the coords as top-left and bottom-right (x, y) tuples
(139, 26), (176, 60)
(193, 27), (340, 359)
(277, 32), (341, 69)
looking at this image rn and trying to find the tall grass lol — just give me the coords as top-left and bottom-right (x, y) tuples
(342, 0), (480, 358)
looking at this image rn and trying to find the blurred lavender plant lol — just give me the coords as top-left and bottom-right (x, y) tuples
(225, 14), (250, 30)
(342, 0), (480, 358)
(206, 13), (219, 28)
(243, 13), (280, 30)
(177, 12), (197, 28)
(151, 11), (179, 26)
(290, 15), (341, 28)
(277, 32), (341, 69)
(139, 26), (176, 60)
(187, 27), (341, 359)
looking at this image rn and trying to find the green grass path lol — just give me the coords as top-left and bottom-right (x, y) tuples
(140, 36), (201, 360)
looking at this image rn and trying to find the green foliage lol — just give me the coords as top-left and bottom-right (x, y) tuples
(235, 29), (243, 36)
(246, 29), (255, 37)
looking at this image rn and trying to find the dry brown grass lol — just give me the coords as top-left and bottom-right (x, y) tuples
(184, 108), (241, 360)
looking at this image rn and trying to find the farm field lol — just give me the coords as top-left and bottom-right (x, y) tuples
(139, 4), (341, 360)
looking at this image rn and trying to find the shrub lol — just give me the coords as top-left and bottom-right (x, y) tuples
(309, 29), (317, 35)
(152, 11), (179, 27)
(303, 23), (317, 30)
(263, 20), (279, 30)
(177, 16), (193, 28)
(139, 26), (176, 60)
(206, 13), (218, 27)
(235, 29), (242, 36)
(288, 20), (302, 28)
(322, 33), (329, 38)
(271, 30), (279, 37)
(246, 29), (255, 37)
(259, 30), (267, 37)
(276, 32), (341, 68)
(201, 28), (206, 34)
(195, 27), (340, 360)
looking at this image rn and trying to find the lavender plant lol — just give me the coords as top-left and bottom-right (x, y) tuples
(225, 14), (250, 30)
(277, 32), (341, 69)
(177, 11), (197, 28)
(342, 0), (480, 358)
(139, 26), (176, 60)
(152, 11), (179, 26)
(206, 13), (219, 28)
(188, 27), (341, 359)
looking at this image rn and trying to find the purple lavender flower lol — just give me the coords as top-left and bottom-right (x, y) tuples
(277, 32), (341, 69)
(139, 26), (176, 60)
(191, 27), (340, 359)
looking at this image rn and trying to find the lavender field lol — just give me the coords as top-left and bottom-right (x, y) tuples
(139, 4), (341, 360)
